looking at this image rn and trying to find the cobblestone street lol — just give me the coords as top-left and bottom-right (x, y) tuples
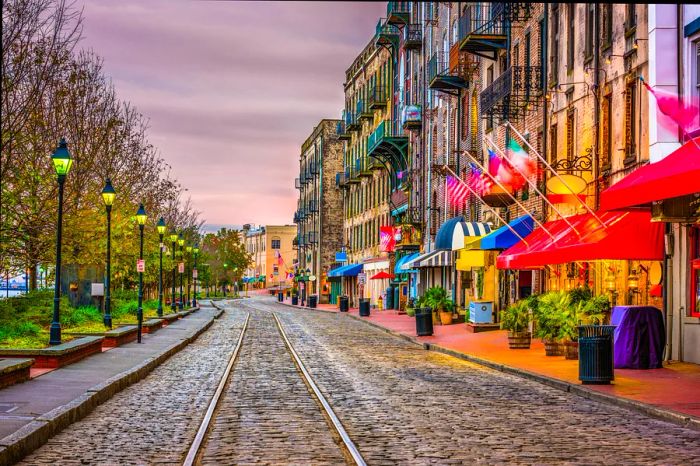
(18, 297), (700, 465)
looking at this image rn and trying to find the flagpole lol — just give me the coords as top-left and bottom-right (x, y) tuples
(462, 153), (556, 240)
(483, 137), (581, 236)
(442, 165), (530, 247)
(503, 121), (607, 228)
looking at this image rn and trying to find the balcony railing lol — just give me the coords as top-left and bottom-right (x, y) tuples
(346, 109), (360, 131)
(386, 1), (410, 25)
(480, 66), (543, 119)
(368, 86), (388, 110)
(403, 24), (422, 51)
(458, 3), (507, 59)
(336, 121), (351, 140)
(375, 18), (400, 47)
(368, 119), (406, 153)
(357, 99), (373, 121)
(427, 52), (468, 91)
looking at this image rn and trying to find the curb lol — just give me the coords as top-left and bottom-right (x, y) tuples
(333, 309), (700, 432)
(0, 309), (218, 465)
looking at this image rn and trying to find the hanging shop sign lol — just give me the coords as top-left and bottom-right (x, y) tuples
(380, 226), (397, 252)
(335, 251), (348, 263)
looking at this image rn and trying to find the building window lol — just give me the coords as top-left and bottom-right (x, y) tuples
(602, 4), (613, 49)
(601, 93), (612, 171)
(624, 79), (637, 162)
(625, 4), (636, 32)
(585, 4), (594, 60)
(551, 4), (560, 85)
(550, 123), (558, 163)
(539, 19), (546, 90)
(566, 108), (575, 162)
(567, 4), (575, 72)
(271, 238), (281, 250)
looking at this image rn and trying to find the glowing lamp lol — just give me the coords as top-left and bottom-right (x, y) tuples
(156, 217), (166, 235)
(170, 233), (178, 243)
(101, 178), (116, 206)
(605, 270), (617, 291)
(178, 233), (185, 247)
(193, 244), (200, 255)
(51, 138), (73, 177)
(186, 245), (192, 253)
(627, 269), (639, 290)
(136, 204), (147, 226)
(546, 174), (587, 196)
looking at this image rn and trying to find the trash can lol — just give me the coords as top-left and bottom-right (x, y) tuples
(415, 307), (434, 336)
(309, 295), (317, 309)
(291, 295), (298, 306)
(278, 292), (284, 302)
(385, 287), (394, 310)
(578, 325), (616, 384)
(339, 295), (349, 312)
(359, 298), (370, 317)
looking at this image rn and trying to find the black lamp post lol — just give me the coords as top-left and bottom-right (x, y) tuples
(101, 178), (115, 329)
(305, 268), (311, 306)
(223, 263), (228, 297)
(178, 233), (185, 310)
(169, 233), (178, 311)
(136, 204), (147, 343)
(186, 244), (192, 306)
(49, 138), (73, 345)
(156, 218), (166, 317)
(193, 244), (199, 307)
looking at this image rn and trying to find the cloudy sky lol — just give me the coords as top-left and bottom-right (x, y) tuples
(78, 0), (386, 228)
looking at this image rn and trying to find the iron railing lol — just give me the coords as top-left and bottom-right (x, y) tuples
(404, 24), (422, 49)
(369, 86), (388, 109)
(427, 52), (450, 85)
(368, 120), (405, 153)
(458, 3), (506, 41)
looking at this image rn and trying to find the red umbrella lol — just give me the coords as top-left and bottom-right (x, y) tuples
(370, 271), (395, 280)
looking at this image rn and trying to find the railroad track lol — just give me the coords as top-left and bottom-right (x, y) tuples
(183, 306), (366, 466)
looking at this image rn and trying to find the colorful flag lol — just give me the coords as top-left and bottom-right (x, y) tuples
(641, 77), (699, 131)
(379, 226), (397, 252)
(447, 175), (469, 206)
(506, 139), (537, 179)
(276, 251), (283, 266)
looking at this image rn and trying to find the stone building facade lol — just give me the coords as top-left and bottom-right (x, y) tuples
(243, 224), (297, 289)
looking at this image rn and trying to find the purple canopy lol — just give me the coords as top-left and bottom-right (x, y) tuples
(611, 306), (665, 369)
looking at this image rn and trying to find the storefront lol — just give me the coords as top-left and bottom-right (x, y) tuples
(327, 263), (363, 308)
(395, 252), (420, 309)
(363, 259), (390, 308)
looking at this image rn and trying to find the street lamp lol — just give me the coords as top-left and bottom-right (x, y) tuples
(50, 138), (73, 345)
(135, 203), (147, 343)
(178, 233), (185, 309)
(223, 262), (228, 297)
(156, 218), (166, 317)
(169, 232), (178, 312)
(193, 244), (199, 307)
(101, 178), (115, 329)
(186, 244), (192, 306)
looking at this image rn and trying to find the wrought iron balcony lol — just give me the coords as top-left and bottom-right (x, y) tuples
(427, 52), (468, 92)
(336, 121), (351, 140)
(401, 104), (422, 131)
(356, 99), (373, 122)
(368, 86), (388, 110)
(347, 162), (361, 184)
(357, 158), (373, 178)
(375, 18), (400, 48)
(480, 66), (542, 120)
(386, 1), (409, 25)
(403, 24), (422, 51)
(458, 3), (507, 60)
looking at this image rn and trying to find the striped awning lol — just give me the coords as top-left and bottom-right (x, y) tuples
(396, 252), (420, 273)
(413, 249), (453, 268)
(435, 216), (491, 251)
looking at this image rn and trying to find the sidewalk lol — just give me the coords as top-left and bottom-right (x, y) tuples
(281, 296), (700, 428)
(0, 305), (220, 462)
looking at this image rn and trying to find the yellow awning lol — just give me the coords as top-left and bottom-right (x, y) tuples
(456, 249), (487, 271)
(463, 235), (485, 250)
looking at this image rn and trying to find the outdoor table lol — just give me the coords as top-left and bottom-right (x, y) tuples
(610, 305), (665, 369)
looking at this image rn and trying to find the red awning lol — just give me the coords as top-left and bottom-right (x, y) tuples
(497, 210), (664, 269)
(600, 138), (700, 211)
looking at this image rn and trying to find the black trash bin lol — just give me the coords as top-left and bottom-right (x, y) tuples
(278, 292), (284, 302)
(291, 295), (299, 306)
(339, 296), (349, 312)
(415, 307), (434, 336)
(309, 295), (317, 309)
(578, 325), (616, 384)
(359, 298), (370, 317)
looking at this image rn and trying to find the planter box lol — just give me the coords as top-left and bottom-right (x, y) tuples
(0, 358), (34, 389)
(141, 319), (164, 334)
(465, 323), (500, 333)
(102, 325), (138, 348)
(0, 336), (104, 369)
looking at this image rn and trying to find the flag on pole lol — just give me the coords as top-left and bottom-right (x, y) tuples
(446, 175), (469, 206)
(506, 139), (538, 179)
(641, 76), (699, 131)
(276, 251), (283, 266)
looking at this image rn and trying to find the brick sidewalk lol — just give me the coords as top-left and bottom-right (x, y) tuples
(281, 296), (700, 425)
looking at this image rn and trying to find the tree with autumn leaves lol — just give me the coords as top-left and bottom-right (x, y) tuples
(200, 228), (251, 294)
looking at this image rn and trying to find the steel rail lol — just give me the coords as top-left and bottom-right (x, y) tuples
(272, 312), (367, 466)
(183, 312), (250, 466)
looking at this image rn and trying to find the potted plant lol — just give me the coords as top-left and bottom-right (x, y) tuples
(560, 294), (609, 360)
(405, 297), (417, 317)
(424, 287), (454, 325)
(500, 296), (536, 349)
(534, 291), (570, 356)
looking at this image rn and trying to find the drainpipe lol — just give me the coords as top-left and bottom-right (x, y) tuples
(593, 4), (601, 210)
(540, 4), (549, 295)
(318, 131), (323, 300)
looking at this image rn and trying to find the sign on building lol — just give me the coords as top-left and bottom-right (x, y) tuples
(357, 272), (366, 285)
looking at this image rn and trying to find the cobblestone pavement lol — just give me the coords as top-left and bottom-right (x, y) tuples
(256, 298), (700, 466)
(197, 301), (348, 465)
(20, 302), (247, 466)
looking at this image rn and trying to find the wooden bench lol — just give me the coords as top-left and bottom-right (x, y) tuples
(102, 325), (138, 348)
(0, 358), (34, 389)
(141, 318), (164, 334)
(0, 336), (104, 369)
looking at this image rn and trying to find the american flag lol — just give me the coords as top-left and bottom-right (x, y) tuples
(276, 251), (283, 266)
(446, 175), (469, 206)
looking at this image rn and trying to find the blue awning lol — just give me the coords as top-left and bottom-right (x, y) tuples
(395, 252), (420, 274)
(480, 215), (535, 250)
(435, 216), (491, 250)
(328, 263), (363, 277)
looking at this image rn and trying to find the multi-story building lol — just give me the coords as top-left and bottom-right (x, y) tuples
(294, 120), (344, 303)
(243, 224), (297, 289)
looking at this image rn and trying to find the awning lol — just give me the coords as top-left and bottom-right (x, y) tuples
(327, 263), (363, 277)
(435, 216), (491, 250)
(600, 138), (700, 211)
(414, 250), (453, 268)
(370, 271), (394, 280)
(396, 252), (420, 273)
(456, 250), (487, 271)
(479, 215), (535, 250)
(497, 210), (665, 269)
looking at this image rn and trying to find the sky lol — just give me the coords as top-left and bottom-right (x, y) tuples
(78, 0), (386, 229)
